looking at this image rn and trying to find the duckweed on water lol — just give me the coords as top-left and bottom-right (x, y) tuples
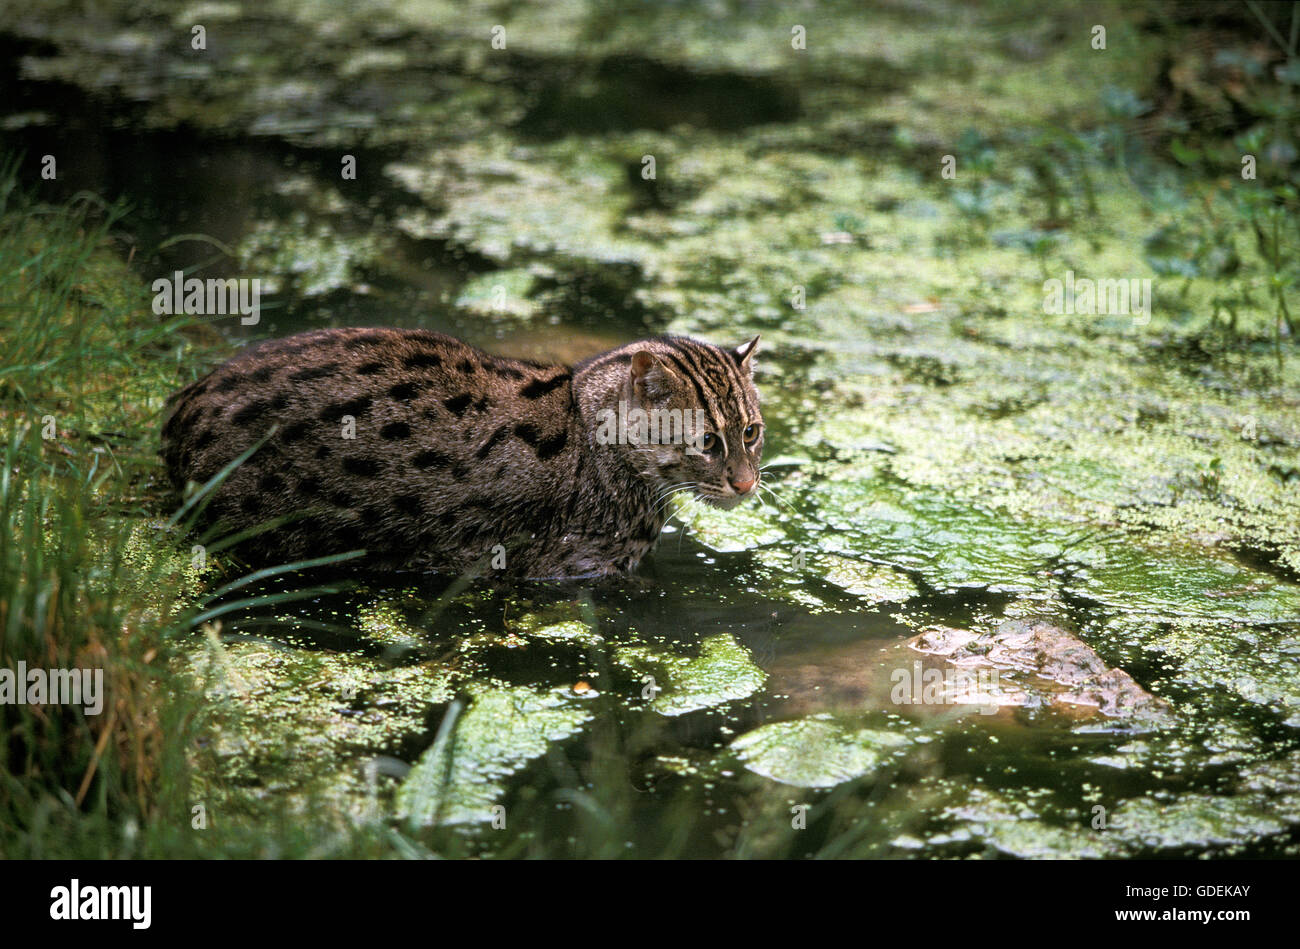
(615, 633), (768, 717)
(396, 681), (593, 827)
(730, 716), (914, 790)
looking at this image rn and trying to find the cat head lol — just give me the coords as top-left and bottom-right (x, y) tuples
(607, 335), (764, 510)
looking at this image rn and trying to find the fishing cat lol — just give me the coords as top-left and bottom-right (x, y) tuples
(161, 328), (763, 578)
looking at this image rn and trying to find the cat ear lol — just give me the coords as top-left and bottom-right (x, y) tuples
(732, 335), (759, 373)
(630, 350), (674, 401)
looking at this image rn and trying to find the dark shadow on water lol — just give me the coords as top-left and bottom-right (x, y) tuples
(512, 53), (804, 138)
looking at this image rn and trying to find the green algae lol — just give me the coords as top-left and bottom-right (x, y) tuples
(753, 549), (919, 607)
(396, 680), (592, 827)
(236, 216), (390, 297)
(675, 497), (788, 553)
(355, 600), (426, 650)
(1138, 618), (1300, 727)
(932, 786), (1124, 859)
(802, 472), (1080, 593)
(614, 632), (767, 717)
(505, 600), (606, 647)
(927, 759), (1300, 858)
(1074, 539), (1300, 624)
(730, 715), (913, 789)
(454, 268), (542, 321)
(814, 554), (919, 605)
(183, 633), (459, 825)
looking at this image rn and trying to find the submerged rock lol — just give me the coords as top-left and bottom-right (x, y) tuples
(764, 616), (1171, 727)
(907, 618), (1172, 722)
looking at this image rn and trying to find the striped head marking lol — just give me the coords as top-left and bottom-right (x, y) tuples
(621, 335), (763, 509)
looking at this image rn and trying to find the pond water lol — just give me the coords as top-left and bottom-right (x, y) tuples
(4, 2), (1299, 858)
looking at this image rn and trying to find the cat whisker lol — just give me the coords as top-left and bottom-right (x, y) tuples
(758, 481), (797, 514)
(653, 479), (695, 500)
(652, 482), (697, 521)
(753, 467), (797, 510)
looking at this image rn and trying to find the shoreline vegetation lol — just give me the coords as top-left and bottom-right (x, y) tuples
(0, 167), (211, 856)
(0, 162), (421, 856)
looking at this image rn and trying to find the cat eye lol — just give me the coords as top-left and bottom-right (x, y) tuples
(743, 423), (761, 445)
(699, 432), (719, 453)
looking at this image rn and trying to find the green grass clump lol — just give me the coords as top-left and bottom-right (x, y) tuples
(0, 159), (424, 857)
(0, 151), (245, 856)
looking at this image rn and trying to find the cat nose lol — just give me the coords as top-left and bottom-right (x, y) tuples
(730, 476), (756, 494)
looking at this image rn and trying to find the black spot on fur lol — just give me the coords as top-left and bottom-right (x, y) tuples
(411, 449), (450, 470)
(457, 359), (474, 373)
(536, 430), (568, 460)
(315, 444), (332, 460)
(514, 423), (541, 445)
(281, 421), (312, 443)
(292, 514), (327, 539)
(360, 506), (383, 527)
(249, 365), (278, 383)
(380, 421), (411, 440)
(214, 374), (245, 393)
(298, 477), (321, 496)
(320, 396), (373, 422)
(259, 473), (285, 492)
(389, 381), (422, 401)
(335, 522), (366, 552)
(356, 361), (385, 375)
(491, 365), (526, 381)
(392, 494), (423, 516)
(342, 456), (382, 477)
(404, 351), (443, 370)
(443, 393), (472, 416)
(472, 396), (491, 412)
(476, 424), (511, 459)
(290, 364), (340, 382)
(240, 496), (262, 516)
(520, 373), (570, 399)
(192, 429), (217, 453)
(232, 400), (270, 426)
(330, 490), (355, 508)
(439, 511), (456, 527)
